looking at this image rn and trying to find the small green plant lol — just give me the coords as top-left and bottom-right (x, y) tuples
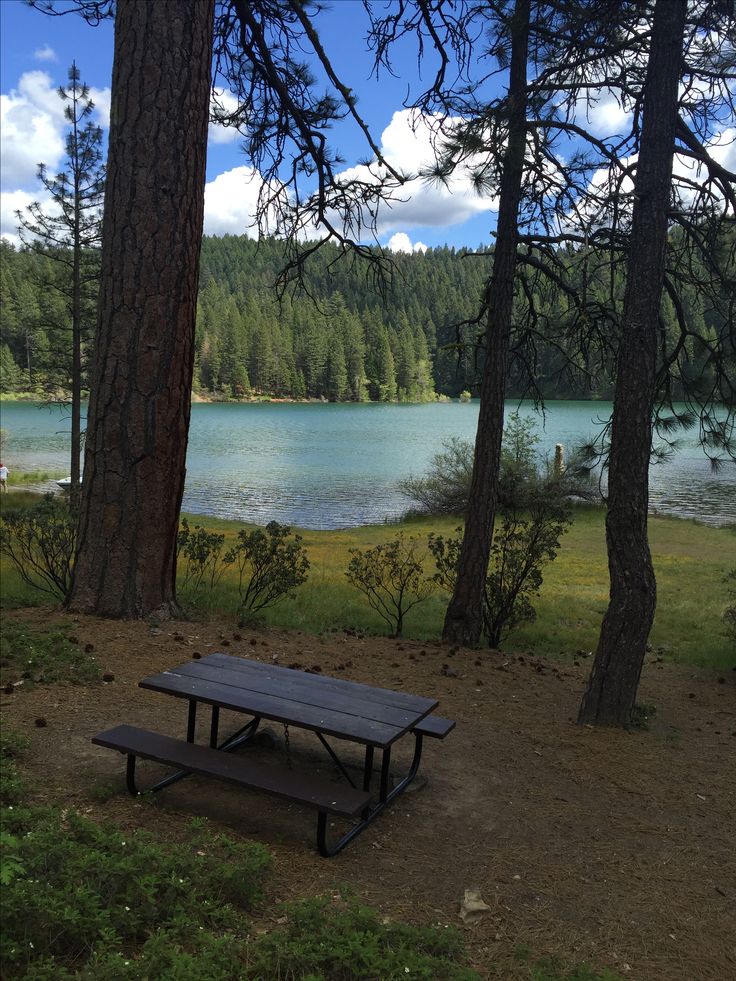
(399, 436), (474, 515)
(0, 730), (29, 807)
(0, 620), (99, 688)
(430, 487), (570, 648)
(0, 494), (75, 599)
(245, 896), (478, 980)
(177, 518), (234, 593)
(529, 954), (623, 980)
(630, 702), (657, 730)
(230, 521), (310, 623)
(0, 831), (25, 886)
(346, 534), (433, 637)
(0, 801), (270, 979)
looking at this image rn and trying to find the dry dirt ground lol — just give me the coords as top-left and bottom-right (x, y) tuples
(2, 607), (735, 981)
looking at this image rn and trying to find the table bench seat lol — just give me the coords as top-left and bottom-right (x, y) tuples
(92, 724), (371, 818)
(413, 715), (455, 739)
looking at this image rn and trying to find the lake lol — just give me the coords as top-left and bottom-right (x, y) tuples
(1, 400), (734, 529)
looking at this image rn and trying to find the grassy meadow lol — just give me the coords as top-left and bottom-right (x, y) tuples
(2, 494), (733, 668)
(220, 507), (734, 667)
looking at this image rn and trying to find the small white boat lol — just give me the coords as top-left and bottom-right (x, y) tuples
(56, 477), (72, 491)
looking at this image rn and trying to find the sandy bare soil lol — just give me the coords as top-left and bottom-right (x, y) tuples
(2, 607), (735, 981)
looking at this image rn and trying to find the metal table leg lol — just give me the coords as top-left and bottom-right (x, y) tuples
(316, 732), (424, 857)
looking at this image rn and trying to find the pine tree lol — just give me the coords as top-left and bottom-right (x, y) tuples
(16, 62), (105, 506)
(66, 2), (214, 617)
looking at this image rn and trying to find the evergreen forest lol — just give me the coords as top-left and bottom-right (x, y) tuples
(0, 232), (731, 404)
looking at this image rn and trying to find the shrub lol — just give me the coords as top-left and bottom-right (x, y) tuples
(0, 803), (270, 979)
(429, 485), (571, 648)
(230, 521), (310, 623)
(0, 495), (75, 599)
(0, 730), (29, 808)
(177, 518), (234, 594)
(399, 436), (474, 515)
(400, 412), (598, 516)
(346, 534), (433, 637)
(245, 896), (478, 980)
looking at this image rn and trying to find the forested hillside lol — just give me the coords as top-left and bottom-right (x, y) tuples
(1, 233), (729, 403)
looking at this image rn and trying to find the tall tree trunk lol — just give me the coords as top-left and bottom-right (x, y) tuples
(66, 0), (214, 618)
(442, 0), (529, 646)
(578, 0), (687, 726)
(71, 169), (82, 515)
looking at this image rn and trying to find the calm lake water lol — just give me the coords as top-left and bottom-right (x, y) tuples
(1, 400), (734, 529)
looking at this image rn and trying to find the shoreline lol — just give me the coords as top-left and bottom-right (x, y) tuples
(3, 486), (734, 532)
(2, 392), (614, 406)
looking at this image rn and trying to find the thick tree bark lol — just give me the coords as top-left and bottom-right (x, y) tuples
(578, 0), (687, 726)
(66, 0), (215, 618)
(442, 0), (529, 646)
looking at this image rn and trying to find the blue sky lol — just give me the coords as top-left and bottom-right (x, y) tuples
(4, 2), (732, 254)
(0, 0), (500, 252)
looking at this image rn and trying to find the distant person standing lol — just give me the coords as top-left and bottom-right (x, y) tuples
(0, 461), (7, 492)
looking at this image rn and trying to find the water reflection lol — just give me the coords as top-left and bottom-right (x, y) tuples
(3, 400), (734, 530)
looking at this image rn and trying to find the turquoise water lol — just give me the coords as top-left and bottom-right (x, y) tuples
(1, 400), (734, 528)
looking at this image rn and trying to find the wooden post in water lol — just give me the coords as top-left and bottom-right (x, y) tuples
(554, 444), (565, 479)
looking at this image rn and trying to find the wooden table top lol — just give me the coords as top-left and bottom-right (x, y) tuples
(139, 652), (438, 748)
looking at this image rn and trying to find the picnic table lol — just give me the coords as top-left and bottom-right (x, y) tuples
(93, 652), (454, 856)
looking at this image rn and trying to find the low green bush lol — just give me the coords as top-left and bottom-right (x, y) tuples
(176, 519), (310, 624)
(346, 534), (433, 637)
(244, 896), (479, 980)
(399, 412), (598, 518)
(177, 518), (233, 594)
(231, 521), (310, 624)
(0, 791), (478, 980)
(0, 802), (270, 980)
(430, 484), (571, 648)
(0, 494), (75, 600)
(0, 729), (29, 807)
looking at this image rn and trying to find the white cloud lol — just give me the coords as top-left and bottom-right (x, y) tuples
(201, 110), (498, 243)
(561, 121), (736, 235)
(386, 232), (427, 253)
(331, 110), (499, 236)
(89, 86), (111, 129)
(708, 126), (736, 172)
(0, 188), (53, 248)
(671, 127), (736, 214)
(576, 89), (632, 138)
(0, 71), (66, 189)
(34, 45), (57, 63)
(209, 88), (244, 146)
(204, 166), (273, 237)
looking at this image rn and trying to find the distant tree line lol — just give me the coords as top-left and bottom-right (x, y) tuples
(1, 232), (729, 404)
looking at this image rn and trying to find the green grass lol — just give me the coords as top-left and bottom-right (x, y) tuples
(176, 506), (735, 668)
(7, 469), (66, 485)
(0, 620), (100, 688)
(1, 492), (733, 667)
(510, 508), (735, 667)
(0, 741), (272, 980)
